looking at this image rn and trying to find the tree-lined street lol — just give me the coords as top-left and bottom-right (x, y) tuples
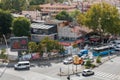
(0, 0), (120, 80)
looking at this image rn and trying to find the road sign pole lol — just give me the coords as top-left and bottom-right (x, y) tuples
(18, 51), (22, 61)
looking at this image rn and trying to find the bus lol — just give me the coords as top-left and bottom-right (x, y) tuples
(92, 45), (115, 56)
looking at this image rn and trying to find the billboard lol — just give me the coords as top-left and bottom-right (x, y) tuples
(10, 37), (28, 51)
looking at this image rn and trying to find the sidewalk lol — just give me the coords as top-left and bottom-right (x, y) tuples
(58, 65), (85, 76)
(58, 53), (119, 76)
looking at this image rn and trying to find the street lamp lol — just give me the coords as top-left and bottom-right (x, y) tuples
(0, 34), (9, 77)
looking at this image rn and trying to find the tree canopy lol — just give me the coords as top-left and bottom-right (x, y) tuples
(0, 9), (13, 35)
(12, 17), (31, 37)
(70, 10), (81, 20)
(56, 11), (73, 22)
(28, 41), (38, 53)
(77, 3), (120, 35)
(0, 0), (27, 12)
(39, 37), (64, 54)
(0, 0), (65, 12)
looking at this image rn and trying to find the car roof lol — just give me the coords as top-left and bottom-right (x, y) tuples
(68, 57), (72, 59)
(83, 69), (91, 72)
(18, 61), (30, 64)
(114, 40), (120, 43)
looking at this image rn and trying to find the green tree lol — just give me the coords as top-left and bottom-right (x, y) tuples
(12, 17), (31, 37)
(29, 0), (64, 5)
(77, 13), (87, 25)
(0, 48), (7, 59)
(28, 42), (38, 53)
(70, 10), (81, 20)
(77, 3), (120, 35)
(37, 42), (44, 53)
(1, 0), (27, 12)
(85, 59), (92, 69)
(0, 2), (3, 9)
(12, 0), (26, 12)
(39, 37), (64, 54)
(30, 0), (45, 5)
(1, 0), (12, 10)
(0, 9), (13, 36)
(56, 11), (73, 22)
(100, 3), (120, 35)
(28, 5), (40, 11)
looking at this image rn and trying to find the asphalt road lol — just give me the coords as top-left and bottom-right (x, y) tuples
(1, 55), (120, 80)
(71, 55), (120, 80)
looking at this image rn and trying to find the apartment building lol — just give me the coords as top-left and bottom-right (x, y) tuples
(40, 3), (77, 16)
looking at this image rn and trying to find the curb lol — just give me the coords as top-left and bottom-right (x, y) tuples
(57, 54), (119, 76)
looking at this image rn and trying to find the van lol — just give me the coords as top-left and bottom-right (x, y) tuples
(14, 61), (30, 70)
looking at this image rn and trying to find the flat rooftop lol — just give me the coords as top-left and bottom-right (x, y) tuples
(31, 23), (54, 29)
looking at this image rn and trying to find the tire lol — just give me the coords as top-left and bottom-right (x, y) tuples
(92, 72), (94, 75)
(27, 67), (30, 70)
(82, 74), (85, 76)
(14, 68), (17, 70)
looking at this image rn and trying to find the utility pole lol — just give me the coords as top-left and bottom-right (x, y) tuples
(0, 34), (9, 77)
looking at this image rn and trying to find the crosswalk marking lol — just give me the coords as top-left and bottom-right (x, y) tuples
(94, 70), (120, 80)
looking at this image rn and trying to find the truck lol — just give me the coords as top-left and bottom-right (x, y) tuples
(73, 55), (84, 65)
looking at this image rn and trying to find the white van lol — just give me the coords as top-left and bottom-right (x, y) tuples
(14, 61), (30, 70)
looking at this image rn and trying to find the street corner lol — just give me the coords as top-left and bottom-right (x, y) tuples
(57, 72), (68, 76)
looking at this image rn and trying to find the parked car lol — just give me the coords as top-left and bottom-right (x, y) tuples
(14, 61), (30, 70)
(82, 69), (94, 76)
(109, 40), (120, 51)
(78, 49), (88, 57)
(63, 57), (73, 64)
(114, 44), (120, 51)
(81, 54), (89, 59)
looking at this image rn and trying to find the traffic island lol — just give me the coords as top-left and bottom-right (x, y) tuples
(57, 65), (85, 76)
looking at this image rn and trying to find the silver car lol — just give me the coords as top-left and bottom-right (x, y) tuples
(63, 57), (73, 64)
(82, 69), (94, 76)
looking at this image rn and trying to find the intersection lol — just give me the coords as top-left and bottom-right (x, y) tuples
(0, 55), (120, 80)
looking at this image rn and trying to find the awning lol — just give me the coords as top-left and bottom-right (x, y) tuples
(59, 42), (71, 46)
(74, 39), (84, 44)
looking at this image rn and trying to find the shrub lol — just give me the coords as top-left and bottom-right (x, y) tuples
(91, 64), (96, 68)
(85, 66), (90, 69)
(85, 60), (92, 67)
(96, 56), (101, 63)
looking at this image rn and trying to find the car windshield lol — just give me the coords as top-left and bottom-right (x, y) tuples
(87, 71), (91, 72)
(83, 71), (87, 73)
(67, 57), (72, 60)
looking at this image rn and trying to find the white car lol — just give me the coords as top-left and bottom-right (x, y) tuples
(114, 44), (120, 51)
(82, 69), (94, 76)
(63, 57), (73, 64)
(112, 40), (120, 51)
